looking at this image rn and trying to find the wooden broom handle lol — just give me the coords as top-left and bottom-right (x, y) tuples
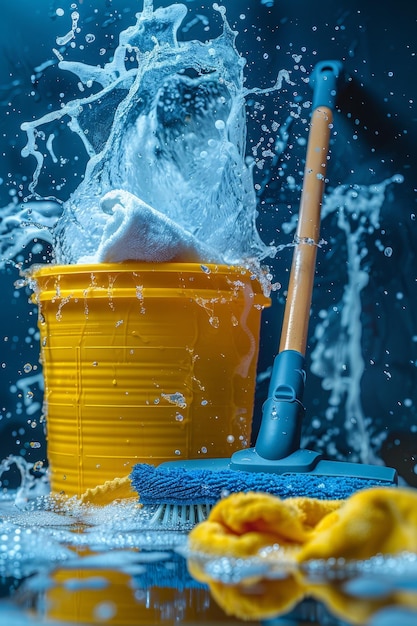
(279, 106), (333, 355)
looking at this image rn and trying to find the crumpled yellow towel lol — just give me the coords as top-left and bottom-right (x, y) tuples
(189, 487), (417, 562)
(188, 487), (417, 624)
(299, 485), (417, 561)
(189, 490), (340, 560)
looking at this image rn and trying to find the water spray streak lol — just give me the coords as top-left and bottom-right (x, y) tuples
(309, 175), (403, 462)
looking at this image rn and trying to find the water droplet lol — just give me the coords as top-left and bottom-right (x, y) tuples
(161, 392), (187, 408)
(209, 316), (219, 328)
(384, 246), (393, 257)
(226, 435), (235, 443)
(23, 363), (33, 373)
(94, 602), (117, 621)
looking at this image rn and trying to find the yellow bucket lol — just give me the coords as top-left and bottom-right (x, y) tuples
(30, 262), (270, 497)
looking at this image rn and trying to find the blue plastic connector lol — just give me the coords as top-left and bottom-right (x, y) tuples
(255, 350), (306, 460)
(310, 60), (344, 110)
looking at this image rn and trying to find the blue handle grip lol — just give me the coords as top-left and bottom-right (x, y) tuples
(310, 60), (344, 110)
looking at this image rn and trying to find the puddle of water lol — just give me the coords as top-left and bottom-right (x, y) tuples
(1, 490), (417, 625)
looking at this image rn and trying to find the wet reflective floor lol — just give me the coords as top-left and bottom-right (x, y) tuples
(1, 493), (416, 626)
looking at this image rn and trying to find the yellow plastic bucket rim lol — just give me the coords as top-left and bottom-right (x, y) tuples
(28, 261), (272, 301)
(29, 261), (258, 277)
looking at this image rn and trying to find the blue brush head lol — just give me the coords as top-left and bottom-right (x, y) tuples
(130, 463), (395, 506)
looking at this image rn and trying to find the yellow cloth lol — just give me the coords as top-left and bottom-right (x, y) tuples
(189, 487), (417, 562)
(299, 486), (417, 561)
(188, 487), (417, 624)
(189, 490), (341, 560)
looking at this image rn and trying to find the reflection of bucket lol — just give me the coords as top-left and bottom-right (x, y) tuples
(43, 566), (244, 625)
(31, 263), (270, 496)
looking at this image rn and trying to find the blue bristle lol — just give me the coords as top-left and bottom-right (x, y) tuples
(130, 463), (394, 506)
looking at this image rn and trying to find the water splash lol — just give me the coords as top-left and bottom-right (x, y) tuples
(0, 455), (49, 507)
(0, 201), (60, 268)
(303, 174), (404, 462)
(20, 2), (290, 267)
